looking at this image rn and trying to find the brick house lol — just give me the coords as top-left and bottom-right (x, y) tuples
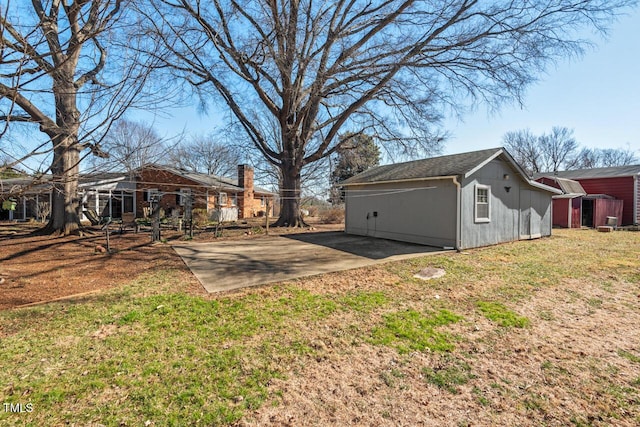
(135, 164), (275, 220)
(1, 164), (275, 222)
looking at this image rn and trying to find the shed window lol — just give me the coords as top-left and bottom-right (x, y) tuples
(475, 185), (491, 223)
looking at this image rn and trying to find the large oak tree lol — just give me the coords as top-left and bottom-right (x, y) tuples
(0, 0), (154, 234)
(145, 0), (635, 226)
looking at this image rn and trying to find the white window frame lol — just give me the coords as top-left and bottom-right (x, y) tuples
(218, 192), (228, 206)
(260, 196), (265, 207)
(474, 184), (491, 223)
(231, 193), (237, 206)
(179, 188), (192, 206)
(145, 188), (158, 202)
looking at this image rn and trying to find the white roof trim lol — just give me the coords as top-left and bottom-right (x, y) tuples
(464, 149), (562, 194)
(463, 149), (504, 178)
(530, 180), (563, 194)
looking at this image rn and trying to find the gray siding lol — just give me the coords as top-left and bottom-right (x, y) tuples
(461, 159), (552, 249)
(461, 160), (520, 249)
(345, 179), (457, 248)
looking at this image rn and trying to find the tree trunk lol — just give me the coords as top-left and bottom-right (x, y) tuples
(274, 160), (306, 227)
(43, 77), (82, 235)
(43, 139), (82, 235)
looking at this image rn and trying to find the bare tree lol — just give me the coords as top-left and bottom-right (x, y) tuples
(538, 127), (580, 173)
(0, 1), (158, 234)
(144, 0), (634, 226)
(169, 134), (242, 176)
(89, 119), (171, 173)
(597, 147), (638, 166)
(504, 127), (579, 174)
(503, 129), (542, 175)
(575, 146), (638, 169)
(504, 127), (638, 174)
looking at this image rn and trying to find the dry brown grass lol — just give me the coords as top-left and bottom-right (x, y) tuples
(241, 229), (640, 426)
(319, 206), (345, 224)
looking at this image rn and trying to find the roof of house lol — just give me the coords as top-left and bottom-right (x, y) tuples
(2, 172), (136, 195)
(341, 147), (561, 193)
(140, 165), (277, 195)
(2, 167), (277, 196)
(535, 164), (640, 180)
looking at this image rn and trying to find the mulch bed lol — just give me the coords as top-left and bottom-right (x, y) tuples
(0, 220), (343, 310)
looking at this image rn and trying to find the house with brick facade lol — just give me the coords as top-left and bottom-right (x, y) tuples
(135, 164), (275, 221)
(1, 165), (275, 222)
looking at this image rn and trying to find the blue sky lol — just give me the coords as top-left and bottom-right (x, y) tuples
(146, 7), (639, 159)
(442, 6), (640, 155)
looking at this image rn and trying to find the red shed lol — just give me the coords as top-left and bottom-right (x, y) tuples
(536, 175), (625, 228)
(536, 165), (640, 226)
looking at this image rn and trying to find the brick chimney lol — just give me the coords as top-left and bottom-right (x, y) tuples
(238, 164), (254, 218)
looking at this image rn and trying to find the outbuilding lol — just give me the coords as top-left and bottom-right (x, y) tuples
(536, 176), (624, 228)
(535, 165), (640, 226)
(341, 148), (561, 250)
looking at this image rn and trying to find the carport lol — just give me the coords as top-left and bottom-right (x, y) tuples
(172, 231), (444, 293)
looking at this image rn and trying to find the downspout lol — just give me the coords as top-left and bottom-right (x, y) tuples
(634, 175), (638, 225)
(452, 176), (462, 251)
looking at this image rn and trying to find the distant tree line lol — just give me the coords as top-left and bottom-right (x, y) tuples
(503, 127), (638, 175)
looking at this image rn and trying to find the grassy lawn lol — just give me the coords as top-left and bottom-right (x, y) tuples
(1, 229), (639, 425)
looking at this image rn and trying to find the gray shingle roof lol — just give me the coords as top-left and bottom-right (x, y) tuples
(341, 148), (503, 185)
(143, 165), (276, 194)
(535, 165), (640, 180)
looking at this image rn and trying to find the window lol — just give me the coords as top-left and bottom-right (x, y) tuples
(475, 185), (491, 223)
(144, 188), (158, 202)
(231, 193), (237, 206)
(260, 196), (265, 207)
(218, 192), (228, 206)
(179, 188), (192, 206)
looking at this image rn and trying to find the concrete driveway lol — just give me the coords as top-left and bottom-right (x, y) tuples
(172, 231), (445, 293)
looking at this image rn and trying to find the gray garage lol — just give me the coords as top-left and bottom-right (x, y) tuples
(341, 147), (561, 250)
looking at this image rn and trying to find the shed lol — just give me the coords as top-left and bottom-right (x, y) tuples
(536, 176), (624, 228)
(341, 148), (561, 249)
(535, 165), (640, 225)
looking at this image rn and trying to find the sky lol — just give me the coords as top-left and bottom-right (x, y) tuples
(441, 6), (640, 155)
(144, 6), (640, 160)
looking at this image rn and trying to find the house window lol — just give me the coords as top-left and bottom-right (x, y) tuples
(218, 192), (228, 206)
(179, 188), (192, 206)
(231, 193), (237, 206)
(144, 188), (158, 202)
(260, 196), (265, 207)
(475, 185), (491, 223)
